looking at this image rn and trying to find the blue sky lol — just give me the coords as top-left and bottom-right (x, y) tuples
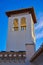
(0, 0), (43, 51)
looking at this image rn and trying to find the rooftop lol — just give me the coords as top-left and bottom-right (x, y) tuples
(6, 7), (37, 23)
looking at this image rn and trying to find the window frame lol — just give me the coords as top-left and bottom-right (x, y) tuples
(21, 17), (26, 31)
(13, 18), (19, 31)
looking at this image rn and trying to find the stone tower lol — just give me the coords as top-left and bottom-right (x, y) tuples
(6, 7), (36, 59)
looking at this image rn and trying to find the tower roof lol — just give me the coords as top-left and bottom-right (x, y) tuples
(6, 7), (37, 23)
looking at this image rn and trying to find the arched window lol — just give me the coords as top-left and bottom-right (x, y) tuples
(21, 17), (26, 31)
(13, 18), (18, 31)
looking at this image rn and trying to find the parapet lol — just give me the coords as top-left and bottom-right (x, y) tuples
(0, 51), (26, 63)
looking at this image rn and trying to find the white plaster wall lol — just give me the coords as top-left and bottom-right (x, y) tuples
(25, 44), (35, 60)
(0, 61), (32, 65)
(0, 62), (26, 65)
(30, 15), (35, 43)
(0, 58), (33, 65)
(6, 13), (35, 51)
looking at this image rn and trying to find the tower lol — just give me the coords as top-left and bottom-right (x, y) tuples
(6, 8), (36, 59)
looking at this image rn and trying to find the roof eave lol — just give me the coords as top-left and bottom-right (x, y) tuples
(6, 7), (37, 24)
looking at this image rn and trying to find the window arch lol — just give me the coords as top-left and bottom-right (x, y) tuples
(21, 17), (26, 30)
(13, 18), (18, 31)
